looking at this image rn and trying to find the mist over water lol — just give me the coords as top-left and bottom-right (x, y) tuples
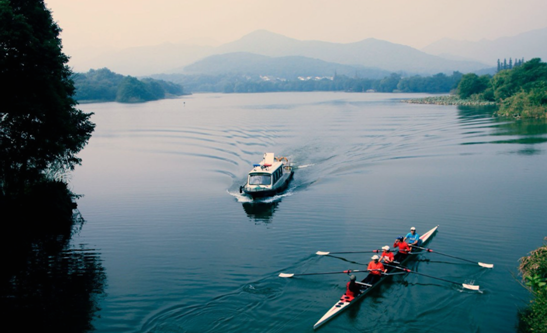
(68, 92), (547, 332)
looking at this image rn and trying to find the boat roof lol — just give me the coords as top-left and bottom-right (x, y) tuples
(249, 153), (283, 174)
(249, 161), (283, 174)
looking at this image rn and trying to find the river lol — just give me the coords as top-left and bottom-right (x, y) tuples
(65, 92), (547, 332)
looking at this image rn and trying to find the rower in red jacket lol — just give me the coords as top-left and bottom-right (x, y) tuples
(362, 255), (386, 285)
(380, 245), (395, 264)
(394, 236), (411, 262)
(345, 275), (360, 299)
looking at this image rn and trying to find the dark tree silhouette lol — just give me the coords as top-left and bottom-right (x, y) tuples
(0, 0), (95, 196)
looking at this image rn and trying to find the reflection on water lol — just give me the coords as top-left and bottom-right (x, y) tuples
(242, 201), (280, 223)
(456, 105), (498, 121)
(66, 93), (547, 333)
(0, 210), (106, 332)
(457, 105), (547, 154)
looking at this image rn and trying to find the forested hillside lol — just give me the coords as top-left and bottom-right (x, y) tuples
(73, 68), (185, 103)
(455, 58), (547, 118)
(152, 71), (464, 94)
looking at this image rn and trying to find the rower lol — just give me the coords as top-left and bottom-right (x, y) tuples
(394, 236), (411, 262)
(362, 255), (386, 285)
(380, 245), (394, 264)
(346, 275), (360, 298)
(404, 226), (421, 250)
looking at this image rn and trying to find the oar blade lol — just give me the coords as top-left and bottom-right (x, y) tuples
(478, 262), (494, 269)
(278, 273), (295, 278)
(462, 283), (480, 291)
(316, 251), (330, 256)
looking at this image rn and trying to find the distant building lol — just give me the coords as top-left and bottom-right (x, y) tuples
(297, 76), (333, 81)
(260, 75), (286, 82)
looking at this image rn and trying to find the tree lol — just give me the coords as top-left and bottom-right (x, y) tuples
(115, 76), (157, 102)
(517, 239), (547, 332)
(378, 73), (401, 92)
(457, 73), (490, 99)
(73, 68), (125, 102)
(0, 0), (95, 195)
(498, 82), (547, 118)
(492, 58), (547, 102)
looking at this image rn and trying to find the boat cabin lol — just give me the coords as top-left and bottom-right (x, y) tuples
(241, 153), (293, 198)
(247, 153), (285, 187)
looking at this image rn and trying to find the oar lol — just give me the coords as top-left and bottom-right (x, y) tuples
(386, 264), (480, 291)
(279, 269), (382, 278)
(316, 250), (381, 256)
(413, 246), (494, 268)
(356, 281), (372, 287)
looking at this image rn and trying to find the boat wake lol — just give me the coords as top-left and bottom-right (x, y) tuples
(294, 163), (314, 169)
(227, 189), (294, 203)
(227, 190), (254, 203)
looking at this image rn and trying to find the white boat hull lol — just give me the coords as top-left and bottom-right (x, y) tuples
(313, 225), (439, 329)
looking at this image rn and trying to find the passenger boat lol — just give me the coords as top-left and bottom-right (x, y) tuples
(313, 225), (439, 330)
(240, 153), (294, 198)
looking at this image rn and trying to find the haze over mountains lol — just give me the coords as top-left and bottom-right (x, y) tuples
(422, 27), (547, 64)
(71, 28), (547, 78)
(181, 52), (393, 79)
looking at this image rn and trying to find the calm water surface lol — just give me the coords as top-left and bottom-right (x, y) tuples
(68, 92), (547, 332)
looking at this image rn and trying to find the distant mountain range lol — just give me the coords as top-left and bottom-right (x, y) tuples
(421, 27), (547, 64)
(208, 30), (488, 75)
(70, 28), (547, 78)
(182, 52), (392, 79)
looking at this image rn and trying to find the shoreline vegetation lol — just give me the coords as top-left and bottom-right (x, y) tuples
(402, 95), (497, 107)
(1, 2), (106, 330)
(518, 240), (547, 332)
(403, 58), (547, 119)
(78, 59), (546, 120)
(73, 68), (186, 104)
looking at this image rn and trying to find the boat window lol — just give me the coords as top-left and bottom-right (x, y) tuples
(273, 168), (281, 183)
(249, 174), (271, 185)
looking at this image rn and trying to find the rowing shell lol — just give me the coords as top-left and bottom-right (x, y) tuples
(313, 225), (439, 330)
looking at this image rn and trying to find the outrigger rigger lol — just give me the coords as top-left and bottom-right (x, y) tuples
(279, 225), (486, 330)
(310, 225), (440, 329)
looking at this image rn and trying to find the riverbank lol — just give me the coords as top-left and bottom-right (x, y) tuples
(403, 95), (547, 119)
(518, 240), (547, 332)
(402, 95), (497, 107)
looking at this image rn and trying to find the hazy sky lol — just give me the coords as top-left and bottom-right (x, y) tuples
(45, 0), (547, 54)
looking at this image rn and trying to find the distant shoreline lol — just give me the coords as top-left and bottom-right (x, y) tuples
(402, 95), (497, 107)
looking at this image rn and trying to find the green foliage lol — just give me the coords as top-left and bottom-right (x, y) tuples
(518, 290), (547, 333)
(520, 238), (547, 284)
(506, 59), (547, 94)
(397, 72), (463, 93)
(72, 68), (125, 101)
(404, 95), (496, 106)
(457, 73), (491, 99)
(155, 72), (465, 94)
(447, 58), (547, 119)
(115, 76), (157, 103)
(145, 78), (184, 96)
(518, 239), (547, 332)
(497, 81), (547, 118)
(73, 68), (184, 103)
(0, 0), (95, 195)
(492, 59), (547, 103)
(378, 73), (401, 92)
(525, 275), (547, 291)
(480, 87), (495, 101)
